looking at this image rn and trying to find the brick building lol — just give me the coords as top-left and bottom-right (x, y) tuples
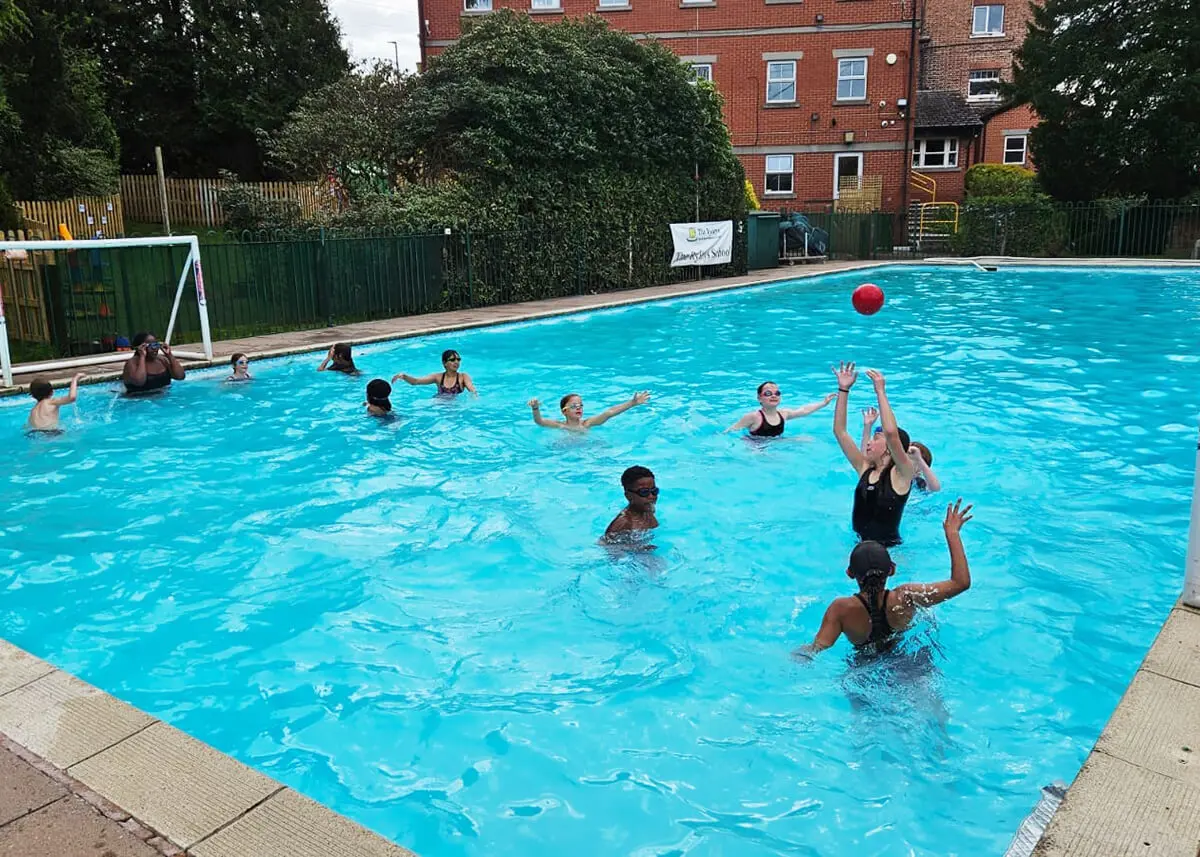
(417, 0), (1036, 213)
(912, 0), (1038, 204)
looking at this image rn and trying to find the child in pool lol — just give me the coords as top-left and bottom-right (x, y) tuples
(860, 409), (941, 492)
(392, 349), (477, 397)
(319, 343), (359, 374)
(602, 466), (659, 543)
(528, 391), (650, 432)
(365, 379), (394, 417)
(26, 373), (86, 433)
(227, 353), (252, 382)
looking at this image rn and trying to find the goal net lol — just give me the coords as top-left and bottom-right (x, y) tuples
(0, 235), (213, 388)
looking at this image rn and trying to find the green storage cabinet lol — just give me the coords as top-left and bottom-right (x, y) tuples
(746, 211), (781, 270)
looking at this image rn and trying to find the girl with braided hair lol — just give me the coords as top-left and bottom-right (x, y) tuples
(795, 499), (973, 658)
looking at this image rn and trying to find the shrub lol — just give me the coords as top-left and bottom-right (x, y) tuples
(951, 194), (1066, 256)
(964, 164), (1038, 198)
(744, 180), (760, 211)
(217, 171), (303, 233)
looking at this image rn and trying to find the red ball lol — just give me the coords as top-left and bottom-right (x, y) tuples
(852, 283), (885, 316)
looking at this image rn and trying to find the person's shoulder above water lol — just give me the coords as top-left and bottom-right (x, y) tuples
(793, 499), (974, 660)
(25, 372), (88, 434)
(602, 466), (659, 544)
(319, 342), (359, 374)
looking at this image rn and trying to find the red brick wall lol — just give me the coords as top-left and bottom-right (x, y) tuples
(426, 1), (916, 44)
(980, 103), (1037, 169)
(919, 0), (1036, 100)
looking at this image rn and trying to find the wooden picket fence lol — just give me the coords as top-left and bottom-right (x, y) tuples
(120, 175), (322, 228)
(1, 229), (55, 344)
(15, 195), (125, 240)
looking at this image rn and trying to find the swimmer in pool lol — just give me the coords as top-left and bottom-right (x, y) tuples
(861, 408), (941, 493)
(528, 391), (650, 432)
(602, 466), (659, 542)
(833, 363), (916, 546)
(727, 382), (835, 437)
(908, 442), (941, 493)
(392, 349), (477, 397)
(365, 379), (394, 417)
(794, 499), (973, 658)
(318, 343), (359, 374)
(26, 373), (87, 433)
(122, 333), (185, 394)
(227, 353), (252, 382)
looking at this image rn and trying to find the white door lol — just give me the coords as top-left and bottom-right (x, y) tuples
(833, 153), (864, 199)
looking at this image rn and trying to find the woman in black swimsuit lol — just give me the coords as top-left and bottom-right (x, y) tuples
(392, 349), (477, 397)
(121, 332), (185, 395)
(794, 499), (973, 658)
(832, 362), (917, 545)
(726, 381), (835, 437)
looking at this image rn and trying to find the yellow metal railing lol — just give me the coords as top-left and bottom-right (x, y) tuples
(918, 201), (960, 237)
(910, 170), (937, 202)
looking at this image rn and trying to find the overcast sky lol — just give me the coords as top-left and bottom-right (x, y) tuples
(329, 0), (423, 72)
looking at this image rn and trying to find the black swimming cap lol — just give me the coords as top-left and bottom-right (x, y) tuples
(849, 541), (894, 579)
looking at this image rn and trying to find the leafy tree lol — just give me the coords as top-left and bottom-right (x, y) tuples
(1012, 0), (1200, 200)
(268, 62), (412, 197)
(394, 12), (738, 192)
(0, 2), (120, 200)
(78, 0), (350, 177)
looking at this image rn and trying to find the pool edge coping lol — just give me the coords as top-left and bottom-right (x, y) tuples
(1030, 600), (1200, 856)
(0, 637), (415, 856)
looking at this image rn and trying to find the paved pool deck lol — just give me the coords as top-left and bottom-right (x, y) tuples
(3, 257), (1200, 855)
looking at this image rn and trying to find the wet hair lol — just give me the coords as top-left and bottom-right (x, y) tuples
(366, 378), (392, 412)
(621, 465), (655, 490)
(911, 441), (932, 466)
(230, 352), (247, 367)
(332, 342), (356, 369)
(756, 381), (779, 396)
(441, 349), (461, 363)
(30, 379), (53, 401)
(849, 541), (895, 600)
(874, 426), (912, 457)
(131, 332), (153, 348)
(560, 393), (580, 411)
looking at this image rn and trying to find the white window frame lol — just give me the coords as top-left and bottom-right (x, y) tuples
(765, 154), (794, 195)
(912, 138), (960, 169)
(597, 0), (628, 5)
(1003, 135), (1028, 165)
(972, 4), (1004, 35)
(766, 61), (796, 104)
(833, 152), (864, 199)
(531, 0), (561, 8)
(464, 0), (492, 9)
(967, 69), (1002, 101)
(689, 63), (713, 84)
(836, 57), (868, 102)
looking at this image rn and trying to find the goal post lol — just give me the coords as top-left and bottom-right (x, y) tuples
(0, 235), (213, 388)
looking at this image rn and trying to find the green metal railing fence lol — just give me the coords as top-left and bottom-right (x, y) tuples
(27, 221), (747, 356)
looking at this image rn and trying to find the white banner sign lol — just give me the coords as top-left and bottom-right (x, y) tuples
(669, 220), (734, 267)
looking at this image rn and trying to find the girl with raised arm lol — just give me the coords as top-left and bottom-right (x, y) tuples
(392, 349), (477, 397)
(832, 362), (916, 546)
(528, 391), (650, 433)
(727, 381), (835, 437)
(794, 499), (973, 657)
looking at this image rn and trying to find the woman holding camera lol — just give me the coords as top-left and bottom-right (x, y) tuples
(122, 332), (186, 395)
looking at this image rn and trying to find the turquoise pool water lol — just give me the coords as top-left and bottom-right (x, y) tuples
(2, 265), (1199, 856)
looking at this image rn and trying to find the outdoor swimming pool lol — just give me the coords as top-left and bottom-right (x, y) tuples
(2, 264), (1199, 857)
